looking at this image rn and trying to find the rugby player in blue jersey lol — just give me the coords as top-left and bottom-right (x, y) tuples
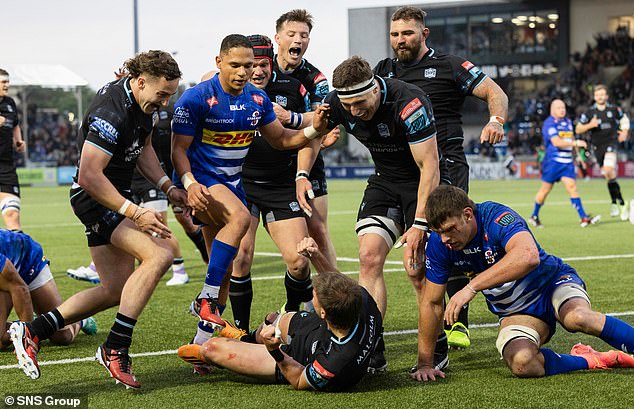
(171, 34), (327, 346)
(411, 185), (634, 381)
(529, 99), (600, 228)
(0, 230), (96, 351)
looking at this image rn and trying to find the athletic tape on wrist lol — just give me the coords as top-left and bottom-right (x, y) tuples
(268, 348), (285, 362)
(412, 217), (429, 231)
(166, 185), (176, 197)
(156, 175), (170, 190)
(295, 170), (310, 181)
(181, 174), (195, 190)
(117, 200), (132, 216)
(303, 126), (320, 140)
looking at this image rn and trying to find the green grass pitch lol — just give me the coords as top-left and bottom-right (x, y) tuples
(0, 178), (633, 409)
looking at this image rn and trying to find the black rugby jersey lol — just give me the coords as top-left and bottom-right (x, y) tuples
(242, 71), (310, 184)
(324, 76), (436, 181)
(274, 57), (329, 178)
(273, 56), (329, 107)
(76, 77), (154, 191)
(304, 288), (382, 392)
(374, 48), (487, 142)
(131, 105), (173, 191)
(0, 96), (20, 168)
(578, 103), (625, 146)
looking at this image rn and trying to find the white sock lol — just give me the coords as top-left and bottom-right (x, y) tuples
(193, 322), (214, 345)
(172, 258), (186, 275)
(199, 284), (220, 299)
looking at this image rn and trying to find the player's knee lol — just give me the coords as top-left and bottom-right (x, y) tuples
(202, 337), (225, 363)
(150, 245), (174, 273)
(560, 306), (594, 333)
(358, 246), (384, 272)
(506, 346), (541, 378)
(286, 253), (309, 277)
(230, 209), (251, 236)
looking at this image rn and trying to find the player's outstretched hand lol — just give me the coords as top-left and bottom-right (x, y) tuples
(312, 103), (331, 132)
(14, 139), (26, 152)
(132, 207), (172, 239)
(480, 121), (505, 144)
(410, 366), (445, 382)
(445, 286), (477, 326)
(320, 127), (340, 149)
(297, 237), (319, 258)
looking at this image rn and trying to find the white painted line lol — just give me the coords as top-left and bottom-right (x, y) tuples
(2, 311), (632, 371)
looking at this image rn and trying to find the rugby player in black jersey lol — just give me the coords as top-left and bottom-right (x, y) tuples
(0, 69), (26, 232)
(10, 51), (188, 389)
(227, 35), (319, 334)
(374, 6), (508, 348)
(273, 9), (338, 271)
(576, 84), (630, 220)
(295, 56), (449, 373)
(178, 237), (382, 392)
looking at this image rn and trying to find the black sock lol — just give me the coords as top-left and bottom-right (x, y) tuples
(187, 227), (209, 263)
(229, 273), (253, 331)
(30, 309), (65, 341)
(105, 313), (137, 350)
(445, 271), (470, 329)
(284, 271), (312, 311)
(607, 179), (624, 205)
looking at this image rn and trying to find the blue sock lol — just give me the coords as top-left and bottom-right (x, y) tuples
(204, 239), (238, 287)
(570, 197), (587, 219)
(532, 202), (542, 218)
(541, 348), (588, 376)
(218, 303), (226, 315)
(600, 315), (634, 353)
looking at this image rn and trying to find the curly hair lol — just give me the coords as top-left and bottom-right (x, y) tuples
(123, 50), (181, 81)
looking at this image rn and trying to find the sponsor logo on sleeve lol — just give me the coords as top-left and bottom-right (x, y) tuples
(462, 61), (475, 70)
(90, 117), (119, 143)
(299, 84), (307, 97)
(173, 107), (190, 124)
(252, 94), (264, 105)
(494, 211), (516, 226)
(313, 73), (326, 84)
(399, 98), (423, 120)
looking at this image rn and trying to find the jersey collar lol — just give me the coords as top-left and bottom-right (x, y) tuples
(376, 75), (388, 107)
(122, 77), (137, 106)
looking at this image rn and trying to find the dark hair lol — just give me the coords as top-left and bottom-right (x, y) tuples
(313, 272), (362, 330)
(332, 56), (373, 89)
(391, 6), (427, 28)
(248, 34), (274, 60)
(123, 50), (181, 81)
(220, 34), (253, 55)
(0, 68), (8, 77)
(426, 186), (476, 230)
(276, 9), (313, 33)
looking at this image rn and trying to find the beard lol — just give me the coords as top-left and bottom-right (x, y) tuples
(393, 42), (422, 63)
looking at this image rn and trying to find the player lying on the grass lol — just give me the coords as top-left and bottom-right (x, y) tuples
(411, 185), (634, 381)
(0, 230), (96, 350)
(178, 237), (382, 391)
